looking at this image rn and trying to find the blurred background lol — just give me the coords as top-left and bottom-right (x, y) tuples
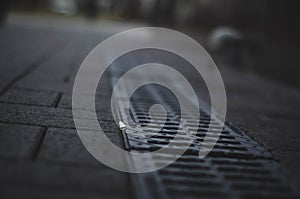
(1, 0), (300, 88)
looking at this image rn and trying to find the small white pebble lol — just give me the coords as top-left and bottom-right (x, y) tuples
(119, 121), (126, 130)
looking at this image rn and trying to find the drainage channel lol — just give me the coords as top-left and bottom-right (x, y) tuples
(112, 90), (299, 199)
(105, 61), (299, 198)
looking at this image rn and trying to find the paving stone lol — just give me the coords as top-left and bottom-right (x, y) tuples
(0, 88), (59, 106)
(1, 185), (127, 199)
(58, 94), (112, 111)
(39, 128), (123, 165)
(0, 103), (115, 130)
(14, 33), (102, 93)
(0, 103), (113, 120)
(0, 124), (42, 158)
(0, 160), (131, 199)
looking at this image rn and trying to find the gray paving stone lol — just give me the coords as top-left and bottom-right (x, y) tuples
(0, 88), (59, 106)
(0, 103), (113, 120)
(0, 124), (42, 158)
(1, 185), (127, 199)
(39, 128), (123, 165)
(58, 94), (112, 110)
(14, 33), (103, 93)
(0, 103), (115, 130)
(0, 160), (131, 198)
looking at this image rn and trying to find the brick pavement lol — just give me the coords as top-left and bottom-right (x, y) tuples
(0, 19), (132, 199)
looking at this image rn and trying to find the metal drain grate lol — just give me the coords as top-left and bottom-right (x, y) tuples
(105, 62), (298, 198)
(117, 100), (299, 199)
(126, 102), (272, 159)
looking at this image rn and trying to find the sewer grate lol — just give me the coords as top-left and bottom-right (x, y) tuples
(106, 63), (298, 198)
(116, 99), (299, 199)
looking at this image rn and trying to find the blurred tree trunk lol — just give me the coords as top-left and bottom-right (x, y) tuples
(86, 0), (98, 18)
(124, 0), (140, 19)
(0, 0), (10, 24)
(110, 0), (139, 19)
(151, 0), (176, 26)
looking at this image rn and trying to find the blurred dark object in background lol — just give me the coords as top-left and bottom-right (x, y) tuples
(1, 0), (300, 88)
(150, 0), (176, 26)
(0, 1), (10, 24)
(86, 0), (98, 18)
